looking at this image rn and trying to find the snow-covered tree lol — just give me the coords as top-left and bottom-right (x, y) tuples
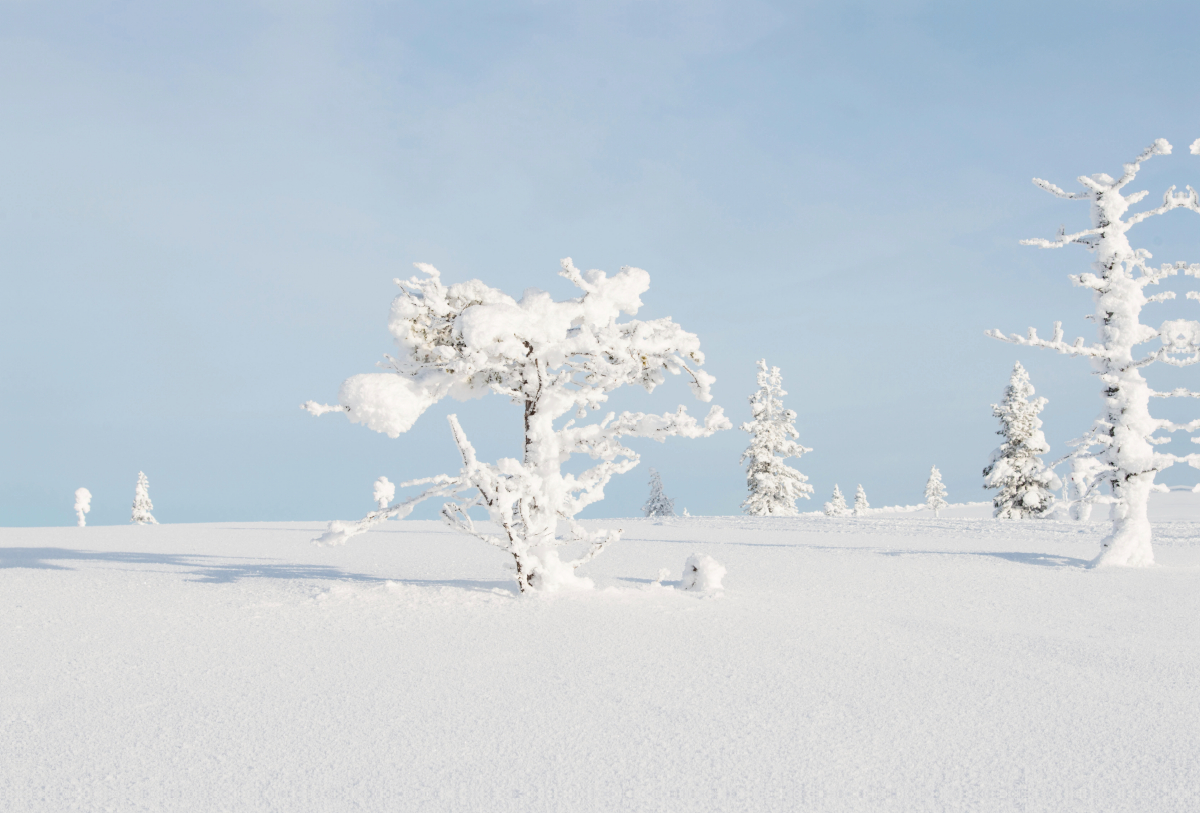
(304, 258), (729, 593)
(740, 359), (813, 516)
(373, 476), (395, 510)
(823, 485), (848, 517)
(74, 488), (91, 527)
(982, 363), (1059, 519)
(853, 484), (869, 517)
(1065, 453), (1105, 521)
(925, 466), (948, 517)
(988, 140), (1200, 564)
(642, 468), (675, 517)
(131, 471), (157, 525)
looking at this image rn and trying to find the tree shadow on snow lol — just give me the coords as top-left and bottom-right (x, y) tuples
(0, 547), (389, 584)
(0, 547), (518, 593)
(641, 537), (1090, 568)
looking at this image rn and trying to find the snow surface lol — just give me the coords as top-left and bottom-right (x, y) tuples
(5, 504), (1200, 811)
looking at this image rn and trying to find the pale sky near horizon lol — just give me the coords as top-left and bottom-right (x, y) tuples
(7, 0), (1200, 525)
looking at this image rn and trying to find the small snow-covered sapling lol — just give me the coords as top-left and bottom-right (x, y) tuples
(74, 488), (91, 527)
(131, 472), (157, 525)
(853, 485), (869, 517)
(642, 468), (676, 518)
(823, 484), (849, 517)
(925, 466), (948, 517)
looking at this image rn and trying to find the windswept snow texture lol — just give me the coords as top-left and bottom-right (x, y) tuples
(4, 510), (1200, 812)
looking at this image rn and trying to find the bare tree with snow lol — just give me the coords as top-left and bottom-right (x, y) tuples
(853, 484), (869, 517)
(642, 468), (676, 518)
(74, 488), (91, 527)
(740, 359), (813, 516)
(983, 363), (1059, 519)
(304, 258), (729, 593)
(925, 466), (948, 517)
(988, 139), (1200, 563)
(823, 485), (848, 517)
(131, 471), (158, 525)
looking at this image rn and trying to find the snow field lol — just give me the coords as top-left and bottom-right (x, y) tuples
(3, 516), (1200, 812)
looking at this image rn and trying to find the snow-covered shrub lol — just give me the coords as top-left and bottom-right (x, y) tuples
(982, 363), (1060, 519)
(853, 485), (869, 517)
(1065, 454), (1105, 521)
(740, 359), (813, 516)
(642, 468), (676, 517)
(823, 485), (849, 517)
(373, 477), (395, 510)
(74, 488), (91, 527)
(305, 258), (729, 593)
(925, 466), (948, 517)
(988, 140), (1200, 564)
(680, 554), (725, 592)
(131, 472), (157, 525)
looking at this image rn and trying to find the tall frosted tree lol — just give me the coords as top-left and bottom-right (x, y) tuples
(982, 363), (1058, 518)
(305, 258), (728, 593)
(989, 140), (1200, 564)
(131, 471), (158, 525)
(740, 359), (813, 516)
(642, 468), (675, 517)
(924, 466), (948, 517)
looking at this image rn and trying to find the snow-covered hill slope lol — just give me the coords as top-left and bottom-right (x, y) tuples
(4, 517), (1200, 812)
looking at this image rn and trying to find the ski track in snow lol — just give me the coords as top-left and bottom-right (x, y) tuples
(3, 510), (1200, 812)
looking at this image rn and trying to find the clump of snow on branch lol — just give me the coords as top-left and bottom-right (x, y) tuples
(642, 468), (676, 517)
(853, 485), (869, 517)
(74, 488), (91, 527)
(824, 484), (849, 517)
(306, 257), (729, 593)
(131, 472), (157, 525)
(983, 363), (1059, 519)
(373, 477), (395, 510)
(680, 554), (725, 593)
(924, 466), (948, 517)
(740, 359), (813, 516)
(987, 140), (1200, 564)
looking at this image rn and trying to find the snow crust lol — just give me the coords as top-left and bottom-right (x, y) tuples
(5, 512), (1200, 811)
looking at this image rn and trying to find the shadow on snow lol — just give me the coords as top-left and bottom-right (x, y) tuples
(0, 547), (516, 592)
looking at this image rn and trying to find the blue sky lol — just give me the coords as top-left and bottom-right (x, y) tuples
(6, 0), (1200, 525)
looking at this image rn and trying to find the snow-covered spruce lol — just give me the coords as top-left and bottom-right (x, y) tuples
(680, 554), (726, 593)
(823, 484), (849, 517)
(373, 477), (395, 510)
(853, 484), (869, 517)
(740, 359), (813, 516)
(982, 363), (1059, 519)
(987, 139), (1200, 564)
(131, 472), (157, 525)
(304, 258), (729, 593)
(925, 466), (948, 517)
(74, 488), (91, 527)
(642, 468), (676, 518)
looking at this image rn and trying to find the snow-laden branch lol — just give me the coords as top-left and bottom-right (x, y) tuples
(984, 322), (1109, 359)
(314, 474), (462, 546)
